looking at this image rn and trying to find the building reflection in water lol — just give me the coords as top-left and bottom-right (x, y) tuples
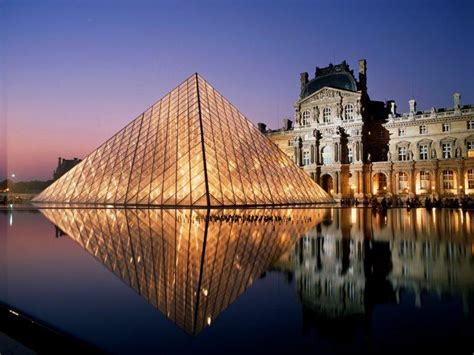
(40, 208), (324, 335)
(273, 208), (474, 338)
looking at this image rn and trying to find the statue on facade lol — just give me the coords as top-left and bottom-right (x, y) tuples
(295, 110), (301, 125)
(356, 99), (362, 116)
(431, 148), (437, 159)
(387, 151), (391, 161)
(313, 106), (319, 122)
(455, 146), (462, 158)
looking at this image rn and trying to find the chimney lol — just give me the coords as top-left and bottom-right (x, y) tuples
(58, 157), (62, 167)
(453, 92), (461, 110)
(282, 118), (293, 131)
(409, 99), (417, 114)
(358, 59), (367, 91)
(300, 72), (309, 89)
(257, 122), (267, 133)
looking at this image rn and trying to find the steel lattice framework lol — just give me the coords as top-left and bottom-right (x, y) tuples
(34, 74), (332, 206)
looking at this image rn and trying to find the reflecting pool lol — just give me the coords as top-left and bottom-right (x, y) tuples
(1, 208), (473, 354)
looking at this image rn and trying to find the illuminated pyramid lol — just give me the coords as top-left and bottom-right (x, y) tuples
(34, 74), (332, 206)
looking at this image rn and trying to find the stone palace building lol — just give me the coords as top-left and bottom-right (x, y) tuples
(263, 60), (474, 201)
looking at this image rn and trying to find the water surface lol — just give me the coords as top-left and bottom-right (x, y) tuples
(1, 208), (473, 354)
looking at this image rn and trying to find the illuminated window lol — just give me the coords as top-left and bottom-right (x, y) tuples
(468, 169), (474, 189)
(323, 108), (331, 123)
(468, 120), (474, 130)
(376, 173), (387, 193)
(442, 123), (450, 132)
(398, 172), (409, 191)
(344, 104), (354, 121)
(442, 143), (452, 159)
(302, 111), (310, 126)
(303, 150), (310, 165)
(419, 125), (427, 134)
(398, 127), (406, 136)
(467, 141), (474, 158)
(398, 146), (408, 161)
(420, 171), (430, 190)
(443, 170), (454, 189)
(419, 144), (428, 160)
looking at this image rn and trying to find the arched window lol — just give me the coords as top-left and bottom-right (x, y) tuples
(420, 171), (430, 190)
(442, 170), (454, 189)
(344, 104), (354, 121)
(373, 173), (387, 194)
(398, 172), (409, 191)
(323, 108), (331, 123)
(467, 169), (474, 189)
(321, 146), (333, 165)
(302, 111), (310, 126)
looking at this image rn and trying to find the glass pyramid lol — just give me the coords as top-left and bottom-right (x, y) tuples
(34, 74), (332, 207)
(40, 207), (324, 335)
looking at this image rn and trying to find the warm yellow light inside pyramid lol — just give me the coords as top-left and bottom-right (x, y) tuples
(33, 74), (332, 206)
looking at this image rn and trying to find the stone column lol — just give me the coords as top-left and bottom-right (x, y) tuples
(389, 166), (394, 195)
(411, 164), (417, 195)
(458, 165), (464, 197)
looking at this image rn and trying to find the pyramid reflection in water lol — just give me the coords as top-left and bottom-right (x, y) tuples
(34, 74), (331, 207)
(41, 208), (323, 335)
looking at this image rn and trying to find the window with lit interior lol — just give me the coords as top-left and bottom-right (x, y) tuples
(468, 169), (474, 189)
(467, 141), (474, 158)
(442, 170), (454, 189)
(420, 171), (430, 190)
(398, 172), (409, 191)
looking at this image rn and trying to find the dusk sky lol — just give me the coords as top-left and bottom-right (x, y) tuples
(2, 0), (474, 181)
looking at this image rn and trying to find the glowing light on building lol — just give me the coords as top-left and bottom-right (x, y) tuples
(33, 74), (332, 207)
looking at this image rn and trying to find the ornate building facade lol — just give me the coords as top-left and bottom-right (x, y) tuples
(264, 60), (474, 200)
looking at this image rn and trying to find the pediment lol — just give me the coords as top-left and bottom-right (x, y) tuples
(417, 138), (433, 145)
(298, 86), (360, 104)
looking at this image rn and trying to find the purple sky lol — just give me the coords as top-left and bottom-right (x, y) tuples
(2, 0), (474, 180)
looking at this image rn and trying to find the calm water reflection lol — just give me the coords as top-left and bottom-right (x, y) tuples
(40, 208), (323, 336)
(1, 208), (473, 354)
